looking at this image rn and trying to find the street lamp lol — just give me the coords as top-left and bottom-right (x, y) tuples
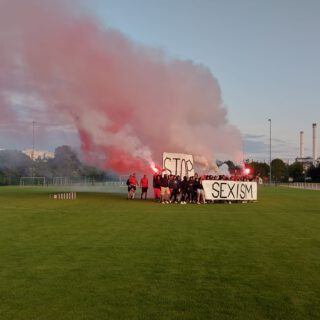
(268, 118), (272, 184)
(32, 121), (35, 184)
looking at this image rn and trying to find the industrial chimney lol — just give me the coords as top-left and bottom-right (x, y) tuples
(313, 123), (317, 163)
(300, 131), (304, 158)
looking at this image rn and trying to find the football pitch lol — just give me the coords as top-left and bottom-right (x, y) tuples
(0, 186), (320, 320)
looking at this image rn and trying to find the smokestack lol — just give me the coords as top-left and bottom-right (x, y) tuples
(300, 131), (304, 158)
(313, 123), (317, 163)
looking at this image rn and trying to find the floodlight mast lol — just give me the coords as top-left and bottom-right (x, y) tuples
(32, 121), (35, 183)
(268, 118), (272, 184)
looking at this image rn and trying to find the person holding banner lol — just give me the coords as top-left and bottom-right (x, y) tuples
(168, 175), (175, 196)
(196, 177), (206, 204)
(187, 176), (195, 203)
(160, 174), (170, 204)
(170, 175), (181, 203)
(180, 176), (188, 204)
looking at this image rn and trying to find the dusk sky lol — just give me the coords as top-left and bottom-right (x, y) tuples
(1, 0), (319, 164)
(87, 0), (320, 161)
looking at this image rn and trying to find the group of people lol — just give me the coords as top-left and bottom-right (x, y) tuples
(152, 173), (207, 204)
(126, 173), (149, 200)
(127, 173), (206, 204)
(128, 172), (253, 204)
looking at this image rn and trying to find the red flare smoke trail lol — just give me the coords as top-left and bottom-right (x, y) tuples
(0, 0), (242, 173)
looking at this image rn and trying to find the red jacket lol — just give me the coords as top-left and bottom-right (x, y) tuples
(129, 176), (138, 186)
(140, 177), (149, 188)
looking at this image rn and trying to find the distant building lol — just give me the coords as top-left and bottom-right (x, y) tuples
(23, 149), (54, 160)
(295, 157), (315, 171)
(295, 123), (320, 170)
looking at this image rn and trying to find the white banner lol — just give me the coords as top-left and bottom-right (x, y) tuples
(162, 152), (194, 177)
(202, 180), (257, 201)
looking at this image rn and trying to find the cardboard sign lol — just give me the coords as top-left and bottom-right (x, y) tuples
(162, 152), (194, 177)
(202, 180), (257, 201)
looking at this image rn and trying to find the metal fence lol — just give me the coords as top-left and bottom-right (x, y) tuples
(17, 176), (127, 187)
(279, 182), (320, 190)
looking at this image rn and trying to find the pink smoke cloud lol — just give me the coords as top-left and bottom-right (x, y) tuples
(0, 0), (242, 173)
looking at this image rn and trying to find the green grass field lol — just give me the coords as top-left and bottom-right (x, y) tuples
(1, 186), (320, 320)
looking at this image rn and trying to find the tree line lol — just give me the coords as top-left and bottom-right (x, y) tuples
(245, 159), (320, 183)
(0, 145), (116, 185)
(1, 146), (319, 185)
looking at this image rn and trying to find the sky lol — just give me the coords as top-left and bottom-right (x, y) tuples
(85, 0), (320, 162)
(1, 0), (319, 163)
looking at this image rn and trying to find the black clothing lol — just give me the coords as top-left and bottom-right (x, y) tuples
(153, 175), (161, 188)
(170, 178), (181, 202)
(160, 177), (169, 188)
(168, 179), (175, 189)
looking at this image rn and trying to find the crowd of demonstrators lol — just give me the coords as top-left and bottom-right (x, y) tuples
(151, 173), (209, 204)
(152, 173), (256, 204)
(126, 172), (256, 203)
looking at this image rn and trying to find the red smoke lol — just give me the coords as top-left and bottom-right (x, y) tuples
(0, 0), (242, 173)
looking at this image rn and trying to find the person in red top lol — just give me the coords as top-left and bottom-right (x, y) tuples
(127, 173), (139, 199)
(140, 174), (149, 200)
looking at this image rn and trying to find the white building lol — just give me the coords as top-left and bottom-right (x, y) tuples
(23, 149), (54, 160)
(295, 123), (320, 169)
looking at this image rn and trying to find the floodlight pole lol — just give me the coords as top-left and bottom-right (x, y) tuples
(32, 121), (35, 160)
(32, 121), (35, 183)
(268, 118), (272, 184)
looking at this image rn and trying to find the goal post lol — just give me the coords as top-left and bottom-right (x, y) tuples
(20, 177), (46, 186)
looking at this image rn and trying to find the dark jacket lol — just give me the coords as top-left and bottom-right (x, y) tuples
(160, 177), (169, 187)
(153, 175), (161, 188)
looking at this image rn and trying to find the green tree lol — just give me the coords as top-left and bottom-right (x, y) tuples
(34, 156), (53, 178)
(307, 164), (320, 182)
(247, 161), (270, 179)
(271, 159), (288, 182)
(288, 162), (304, 181)
(0, 150), (32, 177)
(81, 165), (105, 181)
(50, 145), (81, 177)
